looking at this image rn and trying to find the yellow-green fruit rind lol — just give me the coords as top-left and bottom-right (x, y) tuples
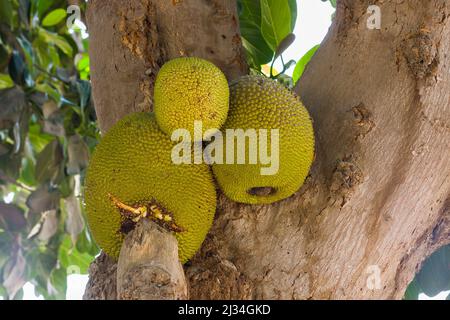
(212, 76), (315, 204)
(154, 57), (229, 140)
(84, 113), (216, 263)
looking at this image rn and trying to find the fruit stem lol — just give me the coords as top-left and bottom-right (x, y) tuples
(108, 193), (147, 218)
(108, 193), (186, 233)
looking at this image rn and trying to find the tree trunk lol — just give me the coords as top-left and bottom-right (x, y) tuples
(84, 0), (450, 300)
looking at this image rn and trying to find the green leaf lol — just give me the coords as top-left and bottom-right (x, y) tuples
(36, 250), (58, 280)
(0, 45), (9, 71)
(38, 28), (73, 57)
(404, 279), (421, 300)
(0, 74), (14, 89)
(288, 0), (297, 30)
(49, 266), (67, 299)
(18, 0), (30, 27)
(292, 45), (320, 84)
(62, 107), (81, 136)
(36, 0), (54, 18)
(58, 235), (94, 274)
(76, 54), (89, 71)
(241, 26), (274, 69)
(28, 124), (54, 153)
(76, 80), (91, 109)
(79, 70), (89, 81)
(17, 36), (34, 69)
(75, 228), (91, 253)
(42, 8), (67, 27)
(238, 0), (274, 69)
(19, 156), (37, 187)
(0, 0), (14, 26)
(34, 139), (64, 184)
(58, 175), (73, 199)
(260, 0), (292, 51)
(8, 51), (32, 87)
(35, 83), (61, 102)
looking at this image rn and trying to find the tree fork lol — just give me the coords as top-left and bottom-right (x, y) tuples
(84, 0), (450, 300)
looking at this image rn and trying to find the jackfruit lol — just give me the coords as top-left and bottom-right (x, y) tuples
(154, 57), (229, 140)
(212, 75), (314, 204)
(84, 112), (216, 263)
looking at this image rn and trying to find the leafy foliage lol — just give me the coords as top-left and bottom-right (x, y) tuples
(321, 0), (336, 9)
(0, 0), (98, 300)
(238, 0), (297, 84)
(237, 0), (319, 88)
(292, 45), (319, 84)
(260, 0), (293, 52)
(238, 0), (273, 68)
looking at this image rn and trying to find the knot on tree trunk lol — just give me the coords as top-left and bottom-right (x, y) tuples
(401, 31), (439, 80)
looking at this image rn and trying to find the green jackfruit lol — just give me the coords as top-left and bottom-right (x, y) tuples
(84, 112), (216, 263)
(212, 75), (314, 204)
(154, 57), (229, 141)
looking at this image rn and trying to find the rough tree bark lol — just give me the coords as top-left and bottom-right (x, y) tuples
(116, 220), (188, 300)
(84, 0), (449, 300)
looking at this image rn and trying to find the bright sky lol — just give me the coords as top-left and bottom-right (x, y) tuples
(6, 0), (446, 301)
(274, 0), (335, 75)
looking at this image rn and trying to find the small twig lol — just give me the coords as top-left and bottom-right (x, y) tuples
(270, 56), (276, 78)
(270, 54), (289, 79)
(108, 193), (186, 232)
(33, 63), (70, 84)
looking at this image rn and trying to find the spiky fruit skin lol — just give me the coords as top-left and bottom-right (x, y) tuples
(84, 113), (216, 263)
(154, 57), (229, 140)
(212, 76), (315, 204)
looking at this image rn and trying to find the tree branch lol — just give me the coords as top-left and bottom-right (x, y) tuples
(117, 220), (188, 300)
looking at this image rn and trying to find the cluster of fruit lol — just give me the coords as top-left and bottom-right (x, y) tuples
(84, 57), (314, 263)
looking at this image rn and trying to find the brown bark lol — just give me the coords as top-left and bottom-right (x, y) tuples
(116, 220), (188, 300)
(86, 0), (245, 134)
(83, 252), (117, 300)
(84, 0), (450, 300)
